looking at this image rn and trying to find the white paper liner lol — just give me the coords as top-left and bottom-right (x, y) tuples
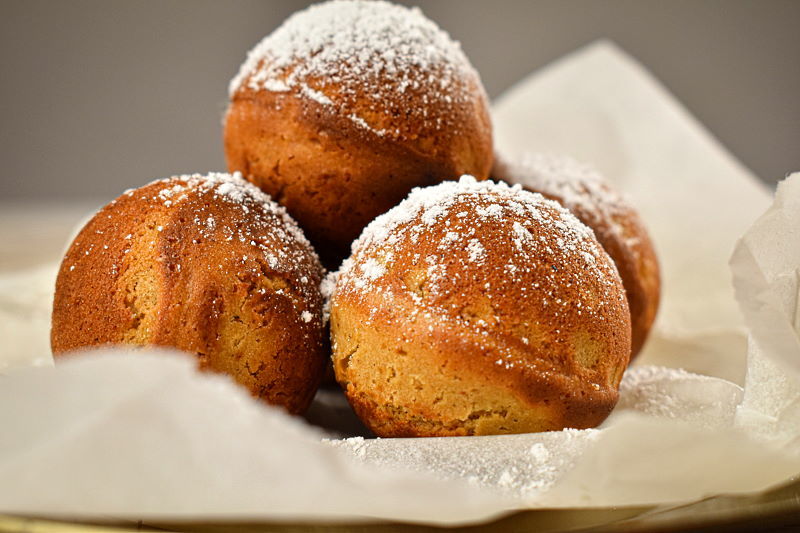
(0, 264), (57, 373)
(732, 173), (800, 452)
(0, 351), (509, 525)
(731, 174), (800, 376)
(1, 41), (799, 525)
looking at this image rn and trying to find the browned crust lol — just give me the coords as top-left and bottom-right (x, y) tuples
(224, 74), (493, 267)
(520, 188), (660, 358)
(490, 153), (660, 359)
(332, 305), (621, 437)
(51, 178), (327, 414)
(330, 192), (631, 437)
(588, 204), (659, 357)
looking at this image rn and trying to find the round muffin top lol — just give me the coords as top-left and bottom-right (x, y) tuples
(140, 172), (318, 274)
(493, 152), (638, 246)
(329, 176), (628, 353)
(53, 172), (326, 413)
(229, 0), (486, 140)
(80, 172), (324, 319)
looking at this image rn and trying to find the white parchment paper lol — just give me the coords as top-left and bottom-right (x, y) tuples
(1, 41), (798, 525)
(732, 174), (800, 451)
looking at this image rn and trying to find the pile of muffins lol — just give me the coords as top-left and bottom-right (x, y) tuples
(51, 0), (660, 437)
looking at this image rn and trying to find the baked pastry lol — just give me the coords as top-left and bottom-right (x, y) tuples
(51, 172), (326, 414)
(327, 176), (631, 437)
(225, 0), (493, 266)
(493, 153), (660, 358)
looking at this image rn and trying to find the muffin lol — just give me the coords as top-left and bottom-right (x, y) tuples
(493, 152), (660, 357)
(327, 176), (631, 437)
(225, 0), (493, 266)
(51, 172), (326, 414)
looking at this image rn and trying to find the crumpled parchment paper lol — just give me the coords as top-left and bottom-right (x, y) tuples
(0, 41), (798, 526)
(732, 174), (800, 451)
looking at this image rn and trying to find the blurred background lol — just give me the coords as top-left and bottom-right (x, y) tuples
(0, 0), (798, 202)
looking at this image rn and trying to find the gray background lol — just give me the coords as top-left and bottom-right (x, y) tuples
(1, 0), (798, 203)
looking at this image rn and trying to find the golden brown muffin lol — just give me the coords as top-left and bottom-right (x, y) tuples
(493, 153), (660, 358)
(327, 176), (631, 437)
(51, 172), (326, 414)
(225, 0), (493, 267)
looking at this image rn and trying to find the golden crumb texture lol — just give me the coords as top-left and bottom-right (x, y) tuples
(329, 178), (632, 437)
(51, 173), (327, 414)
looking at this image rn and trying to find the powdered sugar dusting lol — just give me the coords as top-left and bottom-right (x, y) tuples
(493, 152), (633, 246)
(229, 0), (484, 137)
(328, 175), (627, 347)
(614, 366), (744, 430)
(511, 221), (533, 251)
(466, 239), (485, 264)
(360, 258), (386, 281)
(114, 172), (324, 325)
(149, 172), (312, 252)
(327, 429), (600, 501)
